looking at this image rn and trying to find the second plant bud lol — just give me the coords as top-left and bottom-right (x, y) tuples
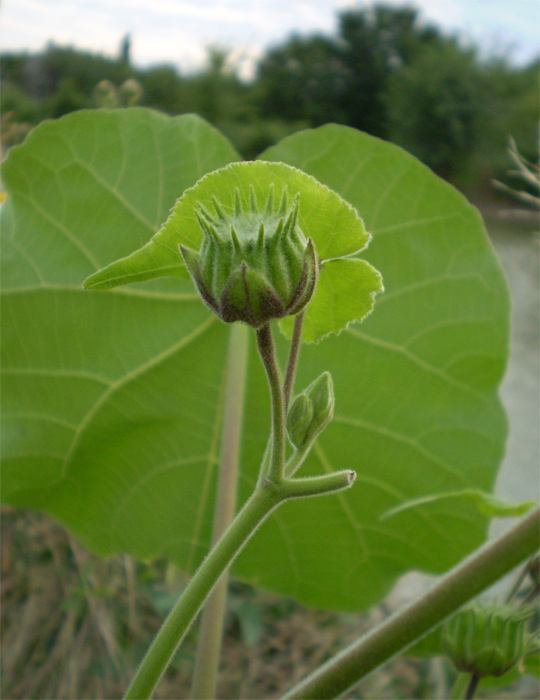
(287, 372), (335, 449)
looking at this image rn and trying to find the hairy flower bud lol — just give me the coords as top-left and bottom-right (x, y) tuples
(287, 394), (314, 448)
(179, 185), (318, 328)
(287, 372), (334, 449)
(443, 603), (534, 678)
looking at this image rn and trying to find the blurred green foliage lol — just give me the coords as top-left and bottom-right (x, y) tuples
(2, 4), (538, 189)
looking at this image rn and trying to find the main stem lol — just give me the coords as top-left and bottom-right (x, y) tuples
(124, 320), (357, 699)
(124, 484), (282, 699)
(256, 324), (285, 483)
(282, 507), (540, 700)
(191, 323), (249, 700)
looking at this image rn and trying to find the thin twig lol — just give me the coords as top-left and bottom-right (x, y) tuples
(284, 311), (305, 409)
(256, 323), (286, 483)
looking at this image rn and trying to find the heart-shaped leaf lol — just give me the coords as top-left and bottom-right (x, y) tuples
(1, 112), (510, 612)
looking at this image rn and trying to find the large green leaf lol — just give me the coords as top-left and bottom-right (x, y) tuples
(2, 113), (509, 612)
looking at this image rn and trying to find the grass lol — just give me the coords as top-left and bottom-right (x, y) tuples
(1, 505), (450, 699)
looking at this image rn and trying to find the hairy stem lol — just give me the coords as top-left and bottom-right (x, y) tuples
(284, 444), (311, 478)
(124, 484), (283, 699)
(191, 323), (249, 700)
(124, 474), (357, 698)
(283, 310), (305, 409)
(256, 324), (285, 484)
(124, 320), (358, 699)
(281, 507), (540, 700)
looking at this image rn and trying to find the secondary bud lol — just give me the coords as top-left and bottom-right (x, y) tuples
(443, 602), (534, 678)
(287, 372), (334, 449)
(179, 186), (318, 328)
(287, 394), (314, 448)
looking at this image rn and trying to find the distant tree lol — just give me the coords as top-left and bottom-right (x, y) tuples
(49, 76), (87, 118)
(138, 65), (185, 113)
(256, 4), (441, 135)
(337, 4), (440, 135)
(256, 34), (349, 126)
(385, 40), (483, 176)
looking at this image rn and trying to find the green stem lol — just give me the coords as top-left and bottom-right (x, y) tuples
(281, 472), (356, 499)
(124, 484), (282, 699)
(283, 310), (305, 409)
(281, 507), (540, 700)
(256, 323), (285, 484)
(124, 320), (356, 699)
(284, 445), (311, 478)
(191, 323), (249, 700)
(124, 473), (357, 699)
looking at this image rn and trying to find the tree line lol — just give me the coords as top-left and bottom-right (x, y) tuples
(2, 4), (538, 194)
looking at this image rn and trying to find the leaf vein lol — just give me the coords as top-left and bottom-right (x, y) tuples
(60, 316), (216, 478)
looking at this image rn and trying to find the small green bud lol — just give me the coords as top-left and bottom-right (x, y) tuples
(287, 394), (314, 448)
(443, 602), (534, 678)
(287, 372), (334, 449)
(179, 187), (318, 328)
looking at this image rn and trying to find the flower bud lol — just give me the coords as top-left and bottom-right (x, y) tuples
(443, 602), (534, 678)
(287, 394), (314, 448)
(287, 372), (334, 449)
(179, 186), (318, 328)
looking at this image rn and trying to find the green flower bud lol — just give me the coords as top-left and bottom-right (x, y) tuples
(179, 186), (318, 328)
(287, 393), (314, 448)
(443, 602), (534, 678)
(287, 372), (334, 449)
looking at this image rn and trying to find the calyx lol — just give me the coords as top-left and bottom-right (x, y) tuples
(179, 185), (318, 328)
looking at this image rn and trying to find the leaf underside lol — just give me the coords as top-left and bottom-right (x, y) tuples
(1, 111), (510, 612)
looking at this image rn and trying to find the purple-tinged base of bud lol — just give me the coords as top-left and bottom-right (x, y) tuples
(178, 189), (320, 329)
(220, 263), (286, 328)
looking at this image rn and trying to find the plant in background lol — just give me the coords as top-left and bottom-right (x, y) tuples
(444, 603), (534, 677)
(493, 135), (540, 209)
(1, 108), (539, 699)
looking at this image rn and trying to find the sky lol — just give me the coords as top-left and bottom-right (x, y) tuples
(2, 0), (539, 79)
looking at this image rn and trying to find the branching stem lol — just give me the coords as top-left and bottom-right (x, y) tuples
(124, 322), (355, 699)
(124, 484), (282, 699)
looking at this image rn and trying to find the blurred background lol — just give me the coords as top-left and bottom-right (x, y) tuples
(2, 0), (539, 188)
(1, 1), (539, 698)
